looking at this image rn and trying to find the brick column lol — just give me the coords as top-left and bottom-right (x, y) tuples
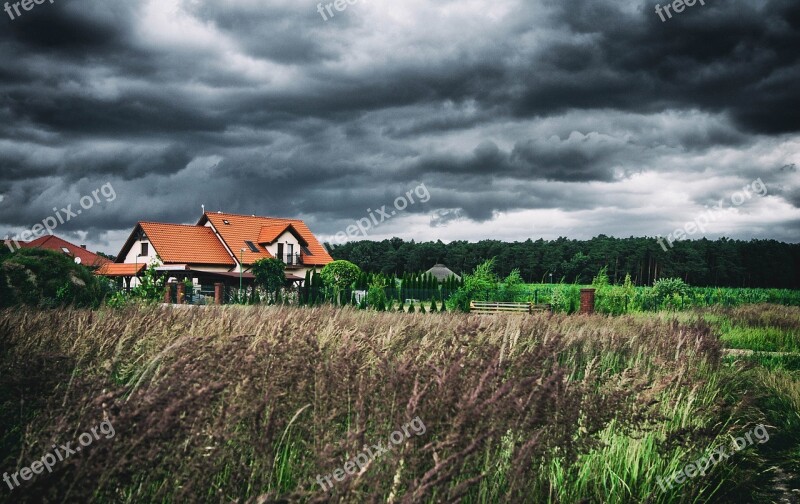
(580, 288), (596, 314)
(214, 282), (224, 305)
(176, 282), (185, 305)
(163, 283), (172, 304)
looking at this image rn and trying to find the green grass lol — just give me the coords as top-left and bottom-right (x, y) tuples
(723, 353), (800, 371)
(721, 326), (800, 353)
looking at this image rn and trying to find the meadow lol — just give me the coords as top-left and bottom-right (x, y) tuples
(1, 304), (798, 503)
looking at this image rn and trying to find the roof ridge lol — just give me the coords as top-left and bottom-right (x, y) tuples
(205, 211), (303, 222)
(139, 221), (211, 228)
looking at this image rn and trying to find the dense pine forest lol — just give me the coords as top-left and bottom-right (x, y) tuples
(327, 236), (800, 288)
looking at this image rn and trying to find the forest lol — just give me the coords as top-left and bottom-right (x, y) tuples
(327, 236), (800, 288)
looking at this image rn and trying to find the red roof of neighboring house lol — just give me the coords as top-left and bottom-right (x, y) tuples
(136, 222), (236, 266)
(96, 263), (146, 277)
(200, 212), (332, 267)
(20, 235), (110, 267)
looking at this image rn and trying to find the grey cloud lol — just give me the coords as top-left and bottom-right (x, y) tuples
(0, 0), (798, 252)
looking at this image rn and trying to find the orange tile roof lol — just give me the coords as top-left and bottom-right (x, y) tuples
(201, 212), (333, 267)
(257, 223), (291, 244)
(139, 222), (235, 266)
(257, 223), (308, 246)
(21, 235), (110, 267)
(96, 263), (146, 277)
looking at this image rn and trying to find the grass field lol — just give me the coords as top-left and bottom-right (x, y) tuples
(0, 304), (798, 503)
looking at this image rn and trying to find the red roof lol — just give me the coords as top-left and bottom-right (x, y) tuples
(200, 212), (332, 267)
(96, 263), (146, 277)
(257, 223), (308, 246)
(20, 235), (110, 267)
(137, 222), (235, 266)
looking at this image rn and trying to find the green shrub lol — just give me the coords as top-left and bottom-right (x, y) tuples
(447, 259), (498, 312)
(320, 260), (361, 304)
(652, 277), (690, 311)
(367, 277), (389, 310)
(252, 258), (286, 304)
(0, 249), (111, 308)
(551, 283), (581, 314)
(595, 272), (636, 316)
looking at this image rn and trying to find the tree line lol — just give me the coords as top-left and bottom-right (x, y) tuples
(326, 236), (800, 289)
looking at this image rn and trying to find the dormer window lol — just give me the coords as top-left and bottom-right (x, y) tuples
(244, 240), (259, 253)
(61, 247), (70, 254)
(223, 219), (230, 225)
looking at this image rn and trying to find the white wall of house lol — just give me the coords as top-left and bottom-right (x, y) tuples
(189, 265), (235, 273)
(123, 238), (161, 266)
(264, 231), (302, 262)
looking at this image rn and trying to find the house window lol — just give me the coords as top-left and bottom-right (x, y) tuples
(141, 242), (148, 256)
(245, 241), (259, 253)
(277, 243), (284, 260)
(223, 219), (230, 225)
(61, 247), (70, 254)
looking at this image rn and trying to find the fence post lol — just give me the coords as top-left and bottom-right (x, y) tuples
(214, 282), (224, 305)
(580, 288), (596, 314)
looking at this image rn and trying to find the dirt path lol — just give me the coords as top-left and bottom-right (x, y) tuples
(723, 348), (800, 358)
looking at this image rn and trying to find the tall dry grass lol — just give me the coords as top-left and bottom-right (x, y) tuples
(0, 305), (772, 503)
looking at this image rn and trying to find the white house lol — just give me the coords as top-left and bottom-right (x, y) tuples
(98, 211), (334, 291)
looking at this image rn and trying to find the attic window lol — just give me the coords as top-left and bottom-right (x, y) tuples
(245, 240), (259, 253)
(223, 219), (230, 225)
(300, 245), (313, 256)
(61, 247), (70, 254)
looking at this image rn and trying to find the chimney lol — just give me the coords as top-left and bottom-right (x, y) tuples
(80, 244), (87, 249)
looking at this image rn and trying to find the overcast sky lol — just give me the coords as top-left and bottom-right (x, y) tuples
(1, 0), (799, 255)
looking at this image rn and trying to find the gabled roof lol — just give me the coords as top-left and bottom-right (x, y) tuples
(257, 223), (308, 246)
(425, 263), (461, 281)
(117, 222), (235, 266)
(199, 212), (332, 267)
(20, 235), (110, 267)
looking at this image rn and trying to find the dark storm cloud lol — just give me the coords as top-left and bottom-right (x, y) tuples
(516, 0), (800, 134)
(0, 1), (123, 52)
(0, 0), (798, 251)
(398, 134), (644, 184)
